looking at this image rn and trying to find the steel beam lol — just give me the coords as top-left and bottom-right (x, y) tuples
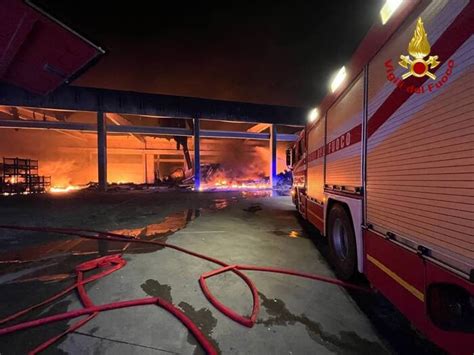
(0, 119), (299, 141)
(270, 124), (277, 189)
(194, 118), (201, 190)
(201, 130), (268, 140)
(106, 113), (145, 144)
(97, 111), (107, 192)
(0, 119), (96, 132)
(0, 83), (306, 125)
(276, 133), (299, 142)
(108, 125), (191, 136)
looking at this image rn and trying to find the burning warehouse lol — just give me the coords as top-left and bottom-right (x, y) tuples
(0, 1), (302, 195)
(0, 1), (473, 355)
(0, 107), (299, 193)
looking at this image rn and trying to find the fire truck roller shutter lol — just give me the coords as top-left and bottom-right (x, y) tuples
(325, 73), (364, 191)
(366, 0), (473, 275)
(306, 112), (326, 231)
(307, 116), (325, 203)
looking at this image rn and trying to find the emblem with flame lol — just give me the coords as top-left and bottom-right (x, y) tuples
(399, 17), (440, 80)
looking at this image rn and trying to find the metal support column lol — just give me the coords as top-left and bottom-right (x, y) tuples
(193, 117), (201, 190)
(145, 154), (155, 184)
(270, 124), (277, 189)
(97, 111), (107, 192)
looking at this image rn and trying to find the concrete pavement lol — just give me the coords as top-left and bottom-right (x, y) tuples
(0, 190), (442, 354)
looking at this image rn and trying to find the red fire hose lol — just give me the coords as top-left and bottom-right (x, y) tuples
(0, 224), (371, 354)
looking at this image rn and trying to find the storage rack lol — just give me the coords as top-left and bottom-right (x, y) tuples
(1, 157), (50, 194)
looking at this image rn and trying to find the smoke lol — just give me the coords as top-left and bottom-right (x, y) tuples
(0, 128), (290, 187)
(204, 139), (290, 183)
(0, 129), (98, 186)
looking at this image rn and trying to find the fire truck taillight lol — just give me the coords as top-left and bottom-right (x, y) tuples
(380, 0), (403, 25)
(427, 283), (474, 332)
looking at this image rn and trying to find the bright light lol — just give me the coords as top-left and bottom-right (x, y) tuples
(380, 0), (403, 25)
(308, 108), (320, 123)
(50, 185), (82, 193)
(330, 66), (346, 93)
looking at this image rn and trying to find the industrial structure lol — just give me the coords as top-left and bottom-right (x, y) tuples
(0, 0), (304, 192)
(0, 157), (50, 194)
(0, 83), (303, 191)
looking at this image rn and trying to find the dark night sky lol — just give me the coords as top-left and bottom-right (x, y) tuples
(35, 0), (382, 107)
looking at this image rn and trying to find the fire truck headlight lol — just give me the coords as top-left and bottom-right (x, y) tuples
(380, 0), (403, 25)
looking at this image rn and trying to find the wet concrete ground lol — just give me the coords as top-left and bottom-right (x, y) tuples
(0, 190), (443, 354)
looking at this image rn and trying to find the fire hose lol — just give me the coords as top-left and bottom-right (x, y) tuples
(0, 224), (371, 354)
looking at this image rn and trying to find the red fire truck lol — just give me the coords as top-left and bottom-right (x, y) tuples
(288, 1), (473, 354)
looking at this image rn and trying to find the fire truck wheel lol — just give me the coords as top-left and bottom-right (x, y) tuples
(327, 204), (357, 280)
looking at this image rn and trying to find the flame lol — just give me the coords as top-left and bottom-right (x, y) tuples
(408, 17), (431, 59)
(5, 176), (17, 184)
(203, 178), (270, 190)
(50, 185), (83, 193)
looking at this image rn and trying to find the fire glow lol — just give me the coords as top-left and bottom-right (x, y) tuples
(1, 124), (292, 194)
(50, 185), (83, 193)
(205, 179), (270, 190)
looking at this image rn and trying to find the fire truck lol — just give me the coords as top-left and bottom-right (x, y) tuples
(287, 1), (473, 354)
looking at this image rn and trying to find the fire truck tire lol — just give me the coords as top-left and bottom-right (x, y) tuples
(327, 204), (357, 280)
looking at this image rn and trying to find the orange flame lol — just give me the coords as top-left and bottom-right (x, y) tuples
(203, 177), (270, 190)
(50, 185), (83, 193)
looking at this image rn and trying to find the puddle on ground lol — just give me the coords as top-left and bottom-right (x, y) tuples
(240, 190), (272, 198)
(140, 279), (220, 354)
(0, 192), (278, 285)
(210, 198), (232, 210)
(110, 209), (198, 254)
(0, 254), (100, 287)
(0, 209), (199, 272)
(257, 292), (388, 354)
(112, 209), (196, 239)
(272, 230), (308, 239)
(178, 302), (220, 355)
(243, 204), (262, 213)
(141, 279), (173, 303)
(0, 193), (246, 284)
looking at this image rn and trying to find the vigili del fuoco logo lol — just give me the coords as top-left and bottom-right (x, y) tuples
(385, 17), (454, 94)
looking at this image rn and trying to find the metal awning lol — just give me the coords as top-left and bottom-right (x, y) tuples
(0, 0), (104, 95)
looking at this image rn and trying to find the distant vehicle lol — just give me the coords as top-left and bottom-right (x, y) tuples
(287, 1), (473, 354)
